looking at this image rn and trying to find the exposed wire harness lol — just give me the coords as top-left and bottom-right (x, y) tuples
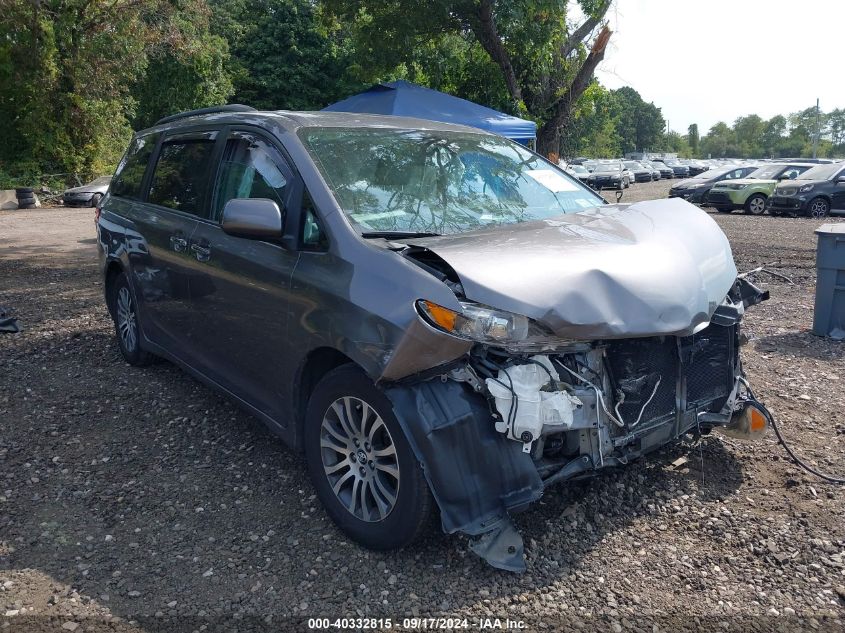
(739, 379), (845, 485)
(552, 358), (625, 428)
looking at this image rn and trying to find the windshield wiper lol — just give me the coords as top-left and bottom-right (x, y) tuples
(361, 231), (441, 239)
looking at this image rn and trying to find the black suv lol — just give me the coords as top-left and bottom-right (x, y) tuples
(767, 162), (845, 218)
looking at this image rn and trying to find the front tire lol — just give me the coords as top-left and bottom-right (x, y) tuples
(304, 365), (433, 550)
(807, 197), (830, 219)
(745, 194), (767, 215)
(109, 272), (153, 366)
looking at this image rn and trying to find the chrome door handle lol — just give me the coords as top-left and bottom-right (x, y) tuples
(191, 243), (211, 262)
(169, 236), (188, 252)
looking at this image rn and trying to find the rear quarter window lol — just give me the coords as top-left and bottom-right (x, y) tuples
(111, 134), (158, 200)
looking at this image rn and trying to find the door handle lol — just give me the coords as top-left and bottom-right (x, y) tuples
(169, 236), (188, 252)
(191, 243), (211, 262)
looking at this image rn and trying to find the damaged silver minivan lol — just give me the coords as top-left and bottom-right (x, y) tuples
(97, 106), (770, 571)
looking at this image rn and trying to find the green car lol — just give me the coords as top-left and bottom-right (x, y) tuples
(707, 162), (815, 214)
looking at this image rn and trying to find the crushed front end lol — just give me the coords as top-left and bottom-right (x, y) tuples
(385, 276), (769, 572)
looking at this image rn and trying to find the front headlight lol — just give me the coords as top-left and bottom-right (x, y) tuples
(417, 300), (557, 347)
(687, 182), (704, 188)
(725, 183), (748, 190)
(799, 184), (814, 193)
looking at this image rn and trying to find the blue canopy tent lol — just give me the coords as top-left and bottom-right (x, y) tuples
(322, 80), (536, 146)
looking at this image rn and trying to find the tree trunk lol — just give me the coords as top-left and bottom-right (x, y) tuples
(537, 25), (612, 158)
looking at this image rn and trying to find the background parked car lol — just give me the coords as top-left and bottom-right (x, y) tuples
(707, 162), (815, 214)
(655, 159), (690, 178)
(623, 161), (654, 183)
(587, 162), (630, 189)
(679, 159), (709, 176)
(647, 161), (674, 179)
(669, 165), (758, 204)
(767, 162), (845, 218)
(562, 163), (591, 183)
(63, 176), (111, 207)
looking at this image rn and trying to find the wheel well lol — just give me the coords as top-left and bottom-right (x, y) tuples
(104, 261), (123, 318)
(295, 348), (356, 449)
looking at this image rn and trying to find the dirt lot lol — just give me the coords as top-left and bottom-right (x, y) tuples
(1, 181), (844, 632)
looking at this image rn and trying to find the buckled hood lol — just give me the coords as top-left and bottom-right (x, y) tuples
(403, 199), (738, 339)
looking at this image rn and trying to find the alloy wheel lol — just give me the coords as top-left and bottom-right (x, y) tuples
(319, 396), (400, 522)
(810, 199), (829, 219)
(116, 286), (137, 352)
(748, 196), (766, 215)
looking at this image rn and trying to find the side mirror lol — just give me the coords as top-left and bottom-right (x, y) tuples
(221, 198), (283, 240)
(836, 175), (845, 184)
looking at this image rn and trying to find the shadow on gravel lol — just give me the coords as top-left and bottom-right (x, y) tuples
(756, 331), (844, 361)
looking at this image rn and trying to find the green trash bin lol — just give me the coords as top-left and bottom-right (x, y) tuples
(813, 224), (845, 339)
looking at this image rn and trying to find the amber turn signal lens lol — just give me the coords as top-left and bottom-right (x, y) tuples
(420, 300), (458, 332)
(749, 407), (767, 433)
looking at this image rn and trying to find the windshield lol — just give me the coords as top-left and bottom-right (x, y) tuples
(300, 128), (605, 235)
(90, 176), (112, 186)
(747, 165), (787, 180)
(695, 167), (731, 179)
(595, 163), (623, 173)
(623, 162), (643, 170)
(796, 163), (842, 180)
(571, 165), (588, 174)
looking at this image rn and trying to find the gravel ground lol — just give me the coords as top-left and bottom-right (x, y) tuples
(1, 185), (844, 632)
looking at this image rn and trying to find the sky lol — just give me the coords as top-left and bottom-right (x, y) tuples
(594, 0), (843, 135)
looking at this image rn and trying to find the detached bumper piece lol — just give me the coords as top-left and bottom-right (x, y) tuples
(387, 279), (768, 572)
(385, 380), (542, 572)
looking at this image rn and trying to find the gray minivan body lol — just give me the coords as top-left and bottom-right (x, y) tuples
(97, 107), (768, 571)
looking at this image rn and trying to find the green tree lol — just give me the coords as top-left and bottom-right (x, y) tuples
(760, 115), (786, 157)
(322, 0), (614, 155)
(687, 124), (699, 156)
(0, 1), (232, 181)
(828, 108), (845, 156)
(211, 0), (363, 111)
(131, 8), (233, 129)
(699, 122), (736, 158)
(561, 81), (620, 158)
(665, 131), (691, 157)
(733, 114), (765, 157)
(607, 87), (665, 153)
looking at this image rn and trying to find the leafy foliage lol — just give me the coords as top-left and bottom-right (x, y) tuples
(321, 0), (614, 154)
(697, 106), (843, 159)
(210, 0), (363, 110)
(2, 0), (841, 187)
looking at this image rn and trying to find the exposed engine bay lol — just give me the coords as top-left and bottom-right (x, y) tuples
(386, 276), (770, 572)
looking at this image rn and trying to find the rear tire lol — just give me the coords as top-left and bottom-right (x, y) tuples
(745, 193), (767, 215)
(304, 365), (433, 551)
(109, 272), (154, 366)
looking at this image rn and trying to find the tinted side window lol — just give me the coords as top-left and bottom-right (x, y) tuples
(111, 134), (157, 200)
(148, 139), (216, 216)
(212, 134), (288, 221)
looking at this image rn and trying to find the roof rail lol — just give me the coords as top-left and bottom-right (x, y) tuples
(154, 104), (257, 126)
